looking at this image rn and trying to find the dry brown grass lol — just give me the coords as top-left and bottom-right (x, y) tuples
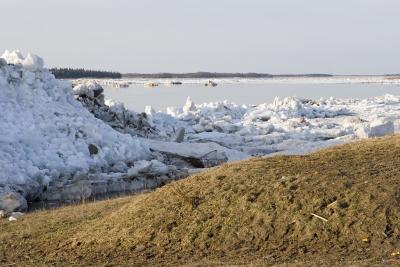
(2, 135), (400, 266)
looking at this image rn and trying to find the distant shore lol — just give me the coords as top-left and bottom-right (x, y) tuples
(122, 72), (333, 79)
(50, 68), (400, 80)
(50, 68), (333, 79)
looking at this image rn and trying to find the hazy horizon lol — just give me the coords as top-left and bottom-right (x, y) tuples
(1, 0), (399, 75)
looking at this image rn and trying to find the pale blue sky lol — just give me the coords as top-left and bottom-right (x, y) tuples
(1, 0), (399, 74)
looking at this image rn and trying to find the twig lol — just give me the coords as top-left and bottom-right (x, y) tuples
(327, 200), (337, 208)
(311, 213), (328, 222)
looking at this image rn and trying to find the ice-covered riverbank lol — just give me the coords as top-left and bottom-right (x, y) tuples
(1, 51), (399, 214)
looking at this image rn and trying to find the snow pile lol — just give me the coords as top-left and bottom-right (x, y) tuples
(0, 51), (151, 210)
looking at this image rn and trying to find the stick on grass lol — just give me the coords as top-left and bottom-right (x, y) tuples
(311, 213), (328, 222)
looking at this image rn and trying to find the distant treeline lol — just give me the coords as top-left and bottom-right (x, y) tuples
(122, 72), (333, 79)
(49, 69), (333, 79)
(50, 68), (122, 79)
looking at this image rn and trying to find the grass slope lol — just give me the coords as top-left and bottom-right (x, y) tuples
(2, 136), (400, 266)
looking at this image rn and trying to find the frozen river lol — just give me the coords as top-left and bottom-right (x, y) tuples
(102, 77), (400, 111)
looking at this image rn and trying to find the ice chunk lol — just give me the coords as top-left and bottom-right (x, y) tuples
(355, 119), (394, 138)
(8, 212), (24, 221)
(145, 105), (156, 116)
(143, 138), (249, 162)
(370, 119), (394, 137)
(127, 160), (169, 175)
(0, 190), (28, 213)
(21, 53), (44, 71)
(1, 50), (44, 71)
(173, 127), (185, 143)
(183, 97), (196, 113)
(73, 81), (104, 98)
(148, 160), (169, 174)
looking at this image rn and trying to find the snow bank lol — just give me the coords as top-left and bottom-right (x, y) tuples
(0, 51), (150, 208)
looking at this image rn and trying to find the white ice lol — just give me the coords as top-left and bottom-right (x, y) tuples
(146, 95), (400, 156)
(0, 51), (150, 198)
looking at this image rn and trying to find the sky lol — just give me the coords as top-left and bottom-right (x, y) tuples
(1, 0), (399, 74)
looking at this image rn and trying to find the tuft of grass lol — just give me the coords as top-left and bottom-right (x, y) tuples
(1, 135), (400, 266)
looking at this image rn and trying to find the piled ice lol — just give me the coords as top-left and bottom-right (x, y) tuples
(1, 50), (44, 71)
(73, 81), (158, 138)
(0, 52), (248, 213)
(0, 51), (166, 212)
(72, 84), (248, 168)
(145, 95), (399, 156)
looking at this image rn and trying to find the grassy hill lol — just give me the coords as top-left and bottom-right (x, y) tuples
(1, 136), (400, 266)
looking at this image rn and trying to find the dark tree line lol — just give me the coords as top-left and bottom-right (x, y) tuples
(50, 68), (122, 79)
(49, 68), (332, 79)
